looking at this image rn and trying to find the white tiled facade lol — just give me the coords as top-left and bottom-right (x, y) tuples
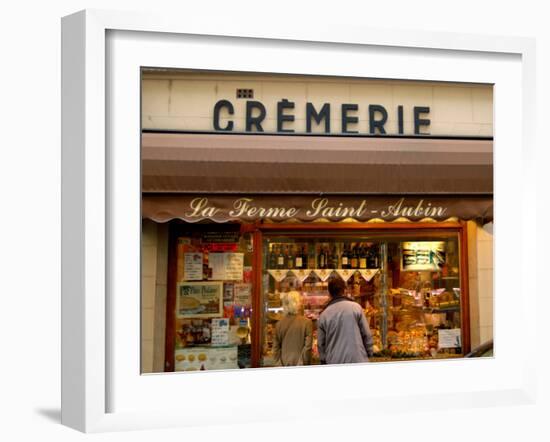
(142, 71), (493, 137)
(467, 221), (494, 348)
(141, 220), (168, 373)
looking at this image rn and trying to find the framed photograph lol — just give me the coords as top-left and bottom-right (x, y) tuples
(61, 9), (537, 433)
(176, 281), (223, 318)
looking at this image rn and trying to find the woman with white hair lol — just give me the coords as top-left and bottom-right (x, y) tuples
(272, 291), (313, 366)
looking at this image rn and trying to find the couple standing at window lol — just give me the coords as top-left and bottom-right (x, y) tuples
(272, 278), (374, 367)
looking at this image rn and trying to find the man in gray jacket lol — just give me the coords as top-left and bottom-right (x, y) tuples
(318, 278), (374, 365)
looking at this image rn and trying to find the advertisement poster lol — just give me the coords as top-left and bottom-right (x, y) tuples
(211, 318), (230, 346)
(223, 283), (234, 304)
(243, 266), (253, 283)
(438, 328), (462, 349)
(209, 252), (244, 281)
(233, 283), (252, 306)
(183, 252), (203, 281)
(176, 281), (223, 318)
(176, 237), (192, 281)
(401, 241), (446, 271)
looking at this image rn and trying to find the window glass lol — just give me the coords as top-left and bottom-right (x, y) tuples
(172, 225), (254, 371)
(261, 231), (462, 366)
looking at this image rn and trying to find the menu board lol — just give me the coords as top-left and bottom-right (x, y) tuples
(184, 252), (203, 281)
(176, 281), (223, 318)
(174, 346), (239, 371)
(211, 318), (230, 346)
(209, 253), (244, 281)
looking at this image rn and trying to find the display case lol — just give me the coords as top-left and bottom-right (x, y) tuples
(260, 229), (465, 366)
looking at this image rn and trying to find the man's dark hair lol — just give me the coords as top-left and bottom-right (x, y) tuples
(328, 277), (346, 298)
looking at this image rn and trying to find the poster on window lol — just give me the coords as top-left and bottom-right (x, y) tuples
(176, 281), (223, 318)
(183, 252), (203, 281)
(208, 252), (244, 281)
(401, 241), (446, 271)
(233, 283), (252, 306)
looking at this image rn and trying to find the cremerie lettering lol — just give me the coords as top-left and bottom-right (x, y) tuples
(213, 99), (430, 135)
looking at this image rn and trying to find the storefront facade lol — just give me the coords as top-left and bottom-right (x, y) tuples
(140, 70), (493, 373)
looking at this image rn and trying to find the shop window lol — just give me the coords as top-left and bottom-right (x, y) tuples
(170, 223), (254, 372)
(261, 231), (463, 366)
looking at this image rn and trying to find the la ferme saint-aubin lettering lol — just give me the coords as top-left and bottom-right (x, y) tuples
(212, 99), (431, 135)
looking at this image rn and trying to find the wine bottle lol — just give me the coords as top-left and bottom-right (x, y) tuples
(330, 245), (338, 269)
(359, 244), (367, 269)
(341, 243), (349, 269)
(277, 245), (285, 269)
(295, 245), (303, 269)
(371, 244), (380, 268)
(287, 245), (294, 269)
(350, 243), (358, 269)
(318, 245), (326, 269)
(308, 245), (316, 269)
(269, 244), (277, 269)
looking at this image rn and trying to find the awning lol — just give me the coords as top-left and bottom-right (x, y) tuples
(142, 194), (493, 224)
(142, 132), (493, 195)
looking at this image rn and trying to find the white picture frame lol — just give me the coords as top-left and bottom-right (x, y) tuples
(61, 9), (537, 433)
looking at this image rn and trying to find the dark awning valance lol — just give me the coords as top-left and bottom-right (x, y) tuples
(142, 194), (493, 224)
(142, 132), (493, 195)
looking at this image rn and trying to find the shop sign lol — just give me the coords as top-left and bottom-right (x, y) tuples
(143, 195), (493, 223)
(213, 99), (430, 135)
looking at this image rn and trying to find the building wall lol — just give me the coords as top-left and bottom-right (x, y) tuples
(467, 221), (494, 349)
(141, 71), (493, 137)
(141, 220), (168, 373)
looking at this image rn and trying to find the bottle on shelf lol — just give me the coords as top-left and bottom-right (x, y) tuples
(308, 245), (316, 269)
(295, 245), (304, 269)
(277, 245), (285, 269)
(341, 243), (349, 269)
(350, 243), (358, 269)
(371, 244), (380, 268)
(329, 245), (338, 269)
(269, 244), (277, 269)
(318, 244), (326, 269)
(359, 244), (367, 269)
(287, 244), (294, 269)
(302, 245), (308, 269)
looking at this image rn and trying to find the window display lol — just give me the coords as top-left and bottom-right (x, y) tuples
(165, 222), (468, 371)
(261, 231), (463, 366)
(168, 224), (254, 371)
